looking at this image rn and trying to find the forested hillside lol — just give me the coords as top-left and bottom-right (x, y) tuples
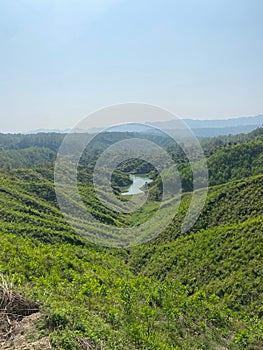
(0, 129), (262, 349)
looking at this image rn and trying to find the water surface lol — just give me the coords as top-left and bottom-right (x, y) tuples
(121, 174), (152, 195)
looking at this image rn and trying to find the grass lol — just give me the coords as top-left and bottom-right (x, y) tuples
(0, 167), (262, 348)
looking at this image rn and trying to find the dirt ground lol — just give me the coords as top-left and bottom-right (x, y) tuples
(0, 312), (51, 350)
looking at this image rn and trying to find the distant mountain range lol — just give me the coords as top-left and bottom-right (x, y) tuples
(30, 114), (263, 138)
(150, 115), (263, 137)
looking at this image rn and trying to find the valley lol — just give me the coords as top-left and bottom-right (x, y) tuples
(0, 128), (262, 349)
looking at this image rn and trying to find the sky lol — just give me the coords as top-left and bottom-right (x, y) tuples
(0, 0), (262, 133)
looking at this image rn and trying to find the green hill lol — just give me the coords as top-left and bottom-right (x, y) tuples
(0, 131), (262, 349)
(0, 167), (262, 349)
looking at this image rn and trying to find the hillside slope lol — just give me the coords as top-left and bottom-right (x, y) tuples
(0, 167), (262, 349)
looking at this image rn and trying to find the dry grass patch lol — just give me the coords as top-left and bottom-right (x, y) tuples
(0, 274), (39, 337)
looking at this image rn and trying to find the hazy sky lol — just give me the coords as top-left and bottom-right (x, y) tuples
(0, 0), (262, 132)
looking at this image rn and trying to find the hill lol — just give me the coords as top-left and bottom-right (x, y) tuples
(0, 166), (262, 348)
(0, 130), (262, 349)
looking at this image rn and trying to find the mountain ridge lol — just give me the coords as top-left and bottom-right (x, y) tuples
(25, 114), (263, 136)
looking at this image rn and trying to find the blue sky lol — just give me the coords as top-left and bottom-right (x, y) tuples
(0, 0), (262, 132)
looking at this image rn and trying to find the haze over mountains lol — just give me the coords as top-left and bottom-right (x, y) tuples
(30, 114), (263, 137)
(152, 114), (263, 137)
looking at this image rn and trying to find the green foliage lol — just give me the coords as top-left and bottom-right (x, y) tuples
(0, 129), (262, 349)
(155, 128), (263, 194)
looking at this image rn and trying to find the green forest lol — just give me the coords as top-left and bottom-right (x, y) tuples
(0, 128), (262, 349)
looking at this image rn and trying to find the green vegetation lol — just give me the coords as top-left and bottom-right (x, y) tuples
(0, 129), (262, 349)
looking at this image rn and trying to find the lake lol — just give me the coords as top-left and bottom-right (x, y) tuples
(121, 174), (153, 195)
